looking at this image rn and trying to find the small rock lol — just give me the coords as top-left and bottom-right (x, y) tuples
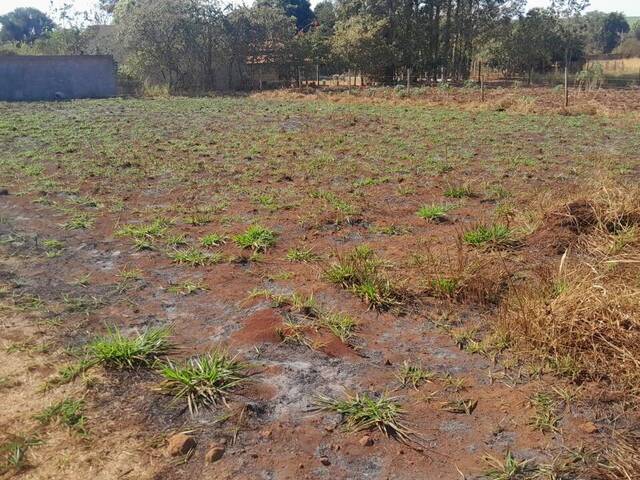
(0, 189), (8, 196)
(205, 444), (226, 463)
(167, 433), (196, 457)
(359, 435), (374, 447)
(580, 422), (599, 434)
(260, 429), (273, 439)
(298, 464), (304, 469)
(320, 456), (331, 466)
(384, 358), (393, 366)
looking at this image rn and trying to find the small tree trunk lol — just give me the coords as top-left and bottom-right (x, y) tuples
(564, 50), (569, 108)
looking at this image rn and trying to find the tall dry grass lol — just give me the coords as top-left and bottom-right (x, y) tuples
(499, 184), (640, 395)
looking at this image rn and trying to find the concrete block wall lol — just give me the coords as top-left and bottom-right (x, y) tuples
(0, 55), (117, 101)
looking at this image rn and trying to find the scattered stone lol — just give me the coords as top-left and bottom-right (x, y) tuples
(359, 435), (374, 447)
(320, 456), (331, 466)
(580, 422), (599, 434)
(167, 433), (196, 457)
(0, 189), (8, 195)
(260, 429), (273, 439)
(205, 444), (226, 463)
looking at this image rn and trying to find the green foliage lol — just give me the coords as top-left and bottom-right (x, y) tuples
(0, 8), (54, 44)
(35, 399), (86, 434)
(315, 392), (411, 441)
(234, 225), (277, 251)
(417, 203), (453, 221)
(157, 350), (246, 413)
(463, 224), (511, 246)
(87, 325), (172, 369)
(325, 246), (404, 311)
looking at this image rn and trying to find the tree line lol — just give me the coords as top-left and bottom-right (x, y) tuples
(1, 0), (638, 91)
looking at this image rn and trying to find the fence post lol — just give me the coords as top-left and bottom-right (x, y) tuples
(481, 67), (485, 103)
(407, 67), (411, 92)
(316, 64), (320, 87)
(564, 58), (569, 108)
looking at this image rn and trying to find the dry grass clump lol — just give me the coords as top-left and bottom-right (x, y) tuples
(499, 185), (640, 395)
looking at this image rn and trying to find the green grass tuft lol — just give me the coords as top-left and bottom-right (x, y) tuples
(234, 225), (277, 251)
(417, 203), (453, 221)
(463, 224), (511, 246)
(35, 398), (86, 434)
(87, 325), (172, 369)
(157, 350), (246, 414)
(315, 392), (412, 441)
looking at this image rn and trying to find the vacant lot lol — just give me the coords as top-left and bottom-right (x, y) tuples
(0, 89), (639, 479)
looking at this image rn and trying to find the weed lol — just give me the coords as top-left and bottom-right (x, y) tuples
(0, 437), (41, 473)
(417, 203), (453, 221)
(169, 248), (223, 266)
(87, 325), (172, 369)
(201, 233), (226, 247)
(42, 239), (64, 257)
(234, 225), (277, 252)
(324, 246), (404, 311)
(168, 280), (207, 295)
(315, 392), (412, 441)
(529, 392), (559, 433)
(117, 218), (169, 241)
(63, 213), (93, 230)
(185, 213), (212, 226)
(118, 267), (142, 281)
(165, 233), (188, 247)
(440, 398), (477, 414)
(430, 277), (459, 297)
(286, 247), (320, 262)
(35, 398), (86, 434)
(317, 312), (358, 343)
(444, 185), (472, 199)
(482, 451), (533, 480)
(157, 350), (246, 414)
(463, 224), (511, 246)
(397, 362), (435, 389)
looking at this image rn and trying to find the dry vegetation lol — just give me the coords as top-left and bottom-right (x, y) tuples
(0, 86), (639, 479)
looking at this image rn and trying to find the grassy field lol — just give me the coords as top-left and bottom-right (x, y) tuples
(0, 89), (638, 479)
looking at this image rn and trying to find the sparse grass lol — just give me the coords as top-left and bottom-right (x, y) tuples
(397, 362), (435, 389)
(168, 280), (208, 295)
(315, 392), (412, 441)
(200, 233), (226, 247)
(318, 312), (358, 343)
(444, 184), (472, 199)
(35, 398), (86, 434)
(482, 451), (533, 480)
(529, 392), (559, 433)
(234, 225), (277, 251)
(0, 437), (41, 474)
(440, 398), (477, 414)
(63, 213), (93, 230)
(463, 224), (511, 246)
(325, 246), (405, 311)
(169, 248), (223, 266)
(157, 350), (246, 414)
(87, 325), (172, 369)
(117, 218), (169, 241)
(286, 246), (320, 262)
(417, 203), (453, 221)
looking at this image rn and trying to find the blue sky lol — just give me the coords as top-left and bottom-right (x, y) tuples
(1, 0), (639, 17)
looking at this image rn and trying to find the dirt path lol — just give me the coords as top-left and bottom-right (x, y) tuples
(1, 188), (602, 480)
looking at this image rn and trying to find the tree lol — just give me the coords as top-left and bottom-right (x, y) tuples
(0, 8), (55, 44)
(600, 13), (629, 53)
(116, 0), (231, 91)
(332, 14), (392, 79)
(256, 0), (315, 31)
